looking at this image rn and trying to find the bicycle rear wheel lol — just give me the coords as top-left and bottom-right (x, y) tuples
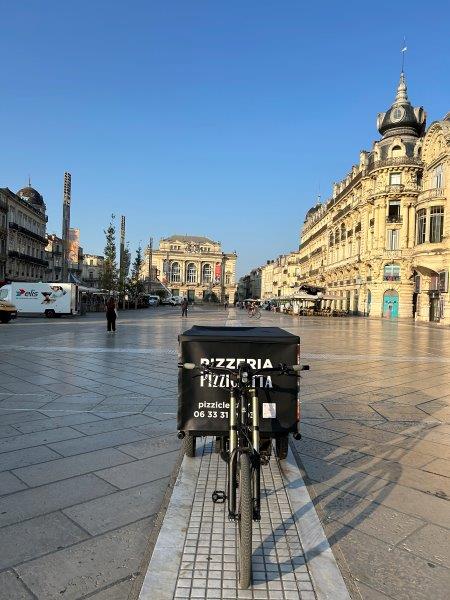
(238, 453), (252, 589)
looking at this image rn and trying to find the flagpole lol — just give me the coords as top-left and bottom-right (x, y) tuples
(401, 38), (407, 72)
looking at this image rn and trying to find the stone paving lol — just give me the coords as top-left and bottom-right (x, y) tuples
(172, 439), (317, 600)
(1, 306), (450, 599)
(0, 306), (226, 600)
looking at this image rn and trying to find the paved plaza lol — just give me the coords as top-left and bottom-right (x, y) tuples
(0, 307), (449, 599)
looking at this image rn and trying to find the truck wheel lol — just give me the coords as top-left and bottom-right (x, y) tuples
(184, 436), (196, 457)
(275, 435), (289, 460)
(45, 310), (56, 318)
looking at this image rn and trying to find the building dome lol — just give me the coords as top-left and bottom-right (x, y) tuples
(377, 72), (426, 139)
(16, 186), (46, 209)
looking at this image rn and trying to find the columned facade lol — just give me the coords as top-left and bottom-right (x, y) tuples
(146, 235), (237, 302)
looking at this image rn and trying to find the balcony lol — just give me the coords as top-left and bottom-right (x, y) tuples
(367, 156), (422, 173)
(9, 222), (47, 245)
(417, 188), (446, 202)
(386, 215), (403, 224)
(8, 250), (49, 267)
(385, 184), (404, 194)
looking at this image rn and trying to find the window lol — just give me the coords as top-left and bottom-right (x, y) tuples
(433, 164), (443, 189)
(171, 262), (181, 283)
(416, 209), (427, 244)
(202, 263), (212, 283)
(390, 173), (401, 185)
(391, 145), (402, 158)
(430, 206), (444, 243)
(388, 200), (401, 222)
(186, 263), (197, 283)
(387, 229), (399, 250)
(383, 264), (400, 281)
(340, 224), (346, 241)
(225, 273), (231, 285)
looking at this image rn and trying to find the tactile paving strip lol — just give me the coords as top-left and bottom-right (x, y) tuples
(173, 439), (317, 600)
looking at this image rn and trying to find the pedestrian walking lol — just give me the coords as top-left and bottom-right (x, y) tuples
(106, 296), (117, 332)
(181, 297), (188, 317)
(224, 300), (228, 310)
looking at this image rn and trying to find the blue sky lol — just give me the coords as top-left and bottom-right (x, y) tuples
(1, 0), (449, 276)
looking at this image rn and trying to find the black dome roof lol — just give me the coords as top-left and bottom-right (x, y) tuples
(17, 186), (45, 208)
(377, 72), (426, 139)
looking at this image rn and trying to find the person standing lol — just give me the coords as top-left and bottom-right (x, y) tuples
(106, 296), (117, 332)
(181, 297), (188, 317)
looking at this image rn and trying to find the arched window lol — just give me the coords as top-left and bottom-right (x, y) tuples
(329, 232), (334, 247)
(340, 223), (346, 241)
(334, 229), (340, 244)
(391, 145), (402, 158)
(187, 263), (197, 283)
(171, 262), (181, 283)
(202, 263), (212, 283)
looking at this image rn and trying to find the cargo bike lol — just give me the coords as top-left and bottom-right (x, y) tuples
(177, 326), (309, 589)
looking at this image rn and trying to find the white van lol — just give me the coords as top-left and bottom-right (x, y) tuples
(0, 282), (78, 317)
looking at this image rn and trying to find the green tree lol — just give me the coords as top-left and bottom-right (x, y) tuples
(127, 246), (145, 308)
(100, 214), (118, 293)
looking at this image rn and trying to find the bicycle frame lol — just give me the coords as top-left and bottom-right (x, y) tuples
(228, 386), (261, 521)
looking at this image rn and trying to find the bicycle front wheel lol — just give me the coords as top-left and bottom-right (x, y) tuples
(238, 453), (252, 589)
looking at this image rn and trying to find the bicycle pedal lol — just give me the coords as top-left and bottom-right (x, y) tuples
(212, 490), (226, 504)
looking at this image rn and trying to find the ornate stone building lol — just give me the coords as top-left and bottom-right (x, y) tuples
(0, 186), (48, 282)
(297, 72), (430, 319)
(146, 235), (237, 303)
(252, 73), (449, 324)
(0, 193), (7, 283)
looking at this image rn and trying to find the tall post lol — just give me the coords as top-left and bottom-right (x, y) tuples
(119, 216), (126, 304)
(61, 172), (71, 283)
(148, 237), (153, 294)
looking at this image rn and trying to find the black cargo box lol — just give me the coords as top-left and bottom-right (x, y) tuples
(178, 325), (300, 436)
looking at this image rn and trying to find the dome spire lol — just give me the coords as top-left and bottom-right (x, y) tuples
(394, 71), (408, 105)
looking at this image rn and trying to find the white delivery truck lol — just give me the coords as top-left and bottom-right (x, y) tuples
(0, 282), (79, 317)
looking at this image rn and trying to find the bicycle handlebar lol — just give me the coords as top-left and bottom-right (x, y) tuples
(179, 362), (309, 376)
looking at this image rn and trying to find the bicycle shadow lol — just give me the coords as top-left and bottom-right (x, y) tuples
(253, 416), (439, 585)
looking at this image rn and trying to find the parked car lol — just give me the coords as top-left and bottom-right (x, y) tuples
(148, 295), (161, 306)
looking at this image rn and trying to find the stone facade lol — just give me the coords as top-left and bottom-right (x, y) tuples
(146, 235), (237, 303)
(251, 74), (450, 325)
(0, 193), (7, 282)
(412, 116), (450, 323)
(81, 254), (104, 288)
(0, 186), (48, 283)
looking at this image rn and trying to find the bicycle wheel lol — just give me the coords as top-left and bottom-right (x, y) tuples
(254, 309), (261, 320)
(238, 453), (252, 589)
(184, 435), (196, 457)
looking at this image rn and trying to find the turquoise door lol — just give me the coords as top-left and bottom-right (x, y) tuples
(383, 291), (399, 318)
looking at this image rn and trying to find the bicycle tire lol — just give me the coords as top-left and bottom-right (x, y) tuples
(184, 436), (196, 457)
(254, 309), (261, 320)
(238, 453), (252, 589)
(275, 435), (289, 460)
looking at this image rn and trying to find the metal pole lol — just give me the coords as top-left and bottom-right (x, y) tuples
(61, 172), (71, 283)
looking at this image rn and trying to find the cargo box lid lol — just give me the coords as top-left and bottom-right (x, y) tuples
(179, 325), (299, 344)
